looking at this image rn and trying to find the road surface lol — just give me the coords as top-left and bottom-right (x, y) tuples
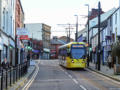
(23, 60), (120, 90)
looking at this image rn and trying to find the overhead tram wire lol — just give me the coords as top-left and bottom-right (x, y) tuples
(57, 23), (85, 42)
(30, 31), (76, 32)
(51, 30), (76, 32)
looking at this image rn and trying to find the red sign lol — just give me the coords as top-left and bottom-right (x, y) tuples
(19, 35), (30, 40)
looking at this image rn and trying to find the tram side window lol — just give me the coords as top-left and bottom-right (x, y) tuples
(67, 48), (71, 57)
(59, 49), (67, 56)
(59, 50), (61, 55)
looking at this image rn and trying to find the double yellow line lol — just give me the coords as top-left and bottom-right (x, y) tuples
(22, 61), (40, 90)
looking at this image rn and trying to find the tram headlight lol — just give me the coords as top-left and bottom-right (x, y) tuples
(71, 60), (74, 63)
(82, 60), (86, 63)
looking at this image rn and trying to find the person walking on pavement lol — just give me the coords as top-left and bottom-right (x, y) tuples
(27, 54), (30, 61)
(2, 57), (9, 70)
(108, 54), (112, 69)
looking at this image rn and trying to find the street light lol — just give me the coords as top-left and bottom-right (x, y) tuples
(85, 4), (90, 67)
(74, 15), (78, 42)
(97, 1), (101, 71)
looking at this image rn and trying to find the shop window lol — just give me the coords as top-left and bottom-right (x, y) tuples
(3, 45), (8, 58)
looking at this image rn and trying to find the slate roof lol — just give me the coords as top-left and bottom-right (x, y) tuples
(89, 8), (116, 29)
(50, 39), (66, 45)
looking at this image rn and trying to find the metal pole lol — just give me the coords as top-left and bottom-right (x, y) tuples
(97, 1), (101, 71)
(66, 29), (68, 43)
(86, 4), (90, 67)
(15, 35), (17, 66)
(75, 16), (78, 42)
(10, 67), (12, 86)
(6, 69), (8, 90)
(68, 24), (70, 42)
(1, 69), (3, 90)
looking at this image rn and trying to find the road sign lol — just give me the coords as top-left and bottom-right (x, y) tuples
(17, 28), (29, 36)
(19, 35), (30, 40)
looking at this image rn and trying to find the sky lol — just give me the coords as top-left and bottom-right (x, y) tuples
(21, 0), (119, 40)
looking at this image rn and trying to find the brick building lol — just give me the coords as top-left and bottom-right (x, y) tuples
(25, 23), (51, 59)
(89, 8), (104, 20)
(59, 36), (74, 43)
(29, 39), (43, 59)
(15, 0), (25, 65)
(50, 36), (65, 59)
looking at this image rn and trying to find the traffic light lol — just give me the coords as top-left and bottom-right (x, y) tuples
(28, 41), (31, 46)
(25, 46), (32, 50)
(89, 47), (92, 51)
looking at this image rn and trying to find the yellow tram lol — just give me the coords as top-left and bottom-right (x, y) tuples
(58, 42), (87, 68)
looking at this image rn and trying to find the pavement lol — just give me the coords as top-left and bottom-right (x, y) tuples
(9, 60), (36, 90)
(88, 62), (120, 82)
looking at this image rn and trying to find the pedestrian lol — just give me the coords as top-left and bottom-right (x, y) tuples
(2, 57), (9, 70)
(107, 54), (112, 69)
(27, 54), (30, 61)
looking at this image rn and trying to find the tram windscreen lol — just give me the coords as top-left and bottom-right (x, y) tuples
(71, 44), (85, 59)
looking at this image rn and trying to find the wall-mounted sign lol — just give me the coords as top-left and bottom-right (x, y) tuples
(19, 35), (30, 40)
(17, 28), (30, 40)
(17, 28), (29, 36)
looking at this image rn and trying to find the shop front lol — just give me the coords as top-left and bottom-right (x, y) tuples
(43, 48), (50, 59)
(2, 34), (9, 63)
(0, 38), (3, 64)
(9, 38), (15, 66)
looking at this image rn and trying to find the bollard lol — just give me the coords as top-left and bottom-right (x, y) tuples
(13, 68), (15, 84)
(5, 69), (8, 90)
(19, 64), (21, 79)
(18, 65), (20, 80)
(16, 66), (18, 82)
(10, 67), (12, 86)
(1, 69), (3, 90)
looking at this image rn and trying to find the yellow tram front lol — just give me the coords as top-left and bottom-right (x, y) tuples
(59, 42), (87, 68)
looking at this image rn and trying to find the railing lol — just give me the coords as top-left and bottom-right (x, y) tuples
(0, 60), (30, 90)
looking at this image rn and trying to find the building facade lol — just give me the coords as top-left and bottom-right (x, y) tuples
(77, 27), (87, 42)
(79, 7), (117, 66)
(25, 23), (51, 59)
(15, 0), (25, 65)
(42, 24), (51, 59)
(59, 36), (74, 43)
(50, 36), (65, 59)
(0, 0), (16, 66)
(88, 8), (118, 65)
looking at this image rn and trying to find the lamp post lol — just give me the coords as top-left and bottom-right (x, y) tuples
(97, 1), (101, 71)
(85, 4), (90, 67)
(74, 15), (78, 42)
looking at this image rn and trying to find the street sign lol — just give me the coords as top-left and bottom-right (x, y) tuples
(19, 35), (30, 40)
(17, 28), (30, 40)
(17, 28), (29, 36)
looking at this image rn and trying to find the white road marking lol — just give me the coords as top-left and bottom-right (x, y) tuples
(37, 79), (72, 82)
(68, 74), (73, 78)
(22, 61), (40, 90)
(65, 71), (68, 75)
(80, 85), (87, 90)
(73, 79), (78, 84)
(59, 65), (87, 90)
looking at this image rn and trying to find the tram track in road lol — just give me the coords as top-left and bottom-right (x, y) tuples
(61, 66), (120, 90)
(85, 68), (120, 86)
(22, 61), (40, 90)
(60, 66), (87, 90)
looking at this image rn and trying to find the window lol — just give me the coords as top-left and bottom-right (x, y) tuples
(110, 17), (112, 26)
(11, 16), (12, 35)
(3, 8), (5, 30)
(3, 45), (8, 58)
(115, 13), (117, 24)
(6, 11), (8, 33)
